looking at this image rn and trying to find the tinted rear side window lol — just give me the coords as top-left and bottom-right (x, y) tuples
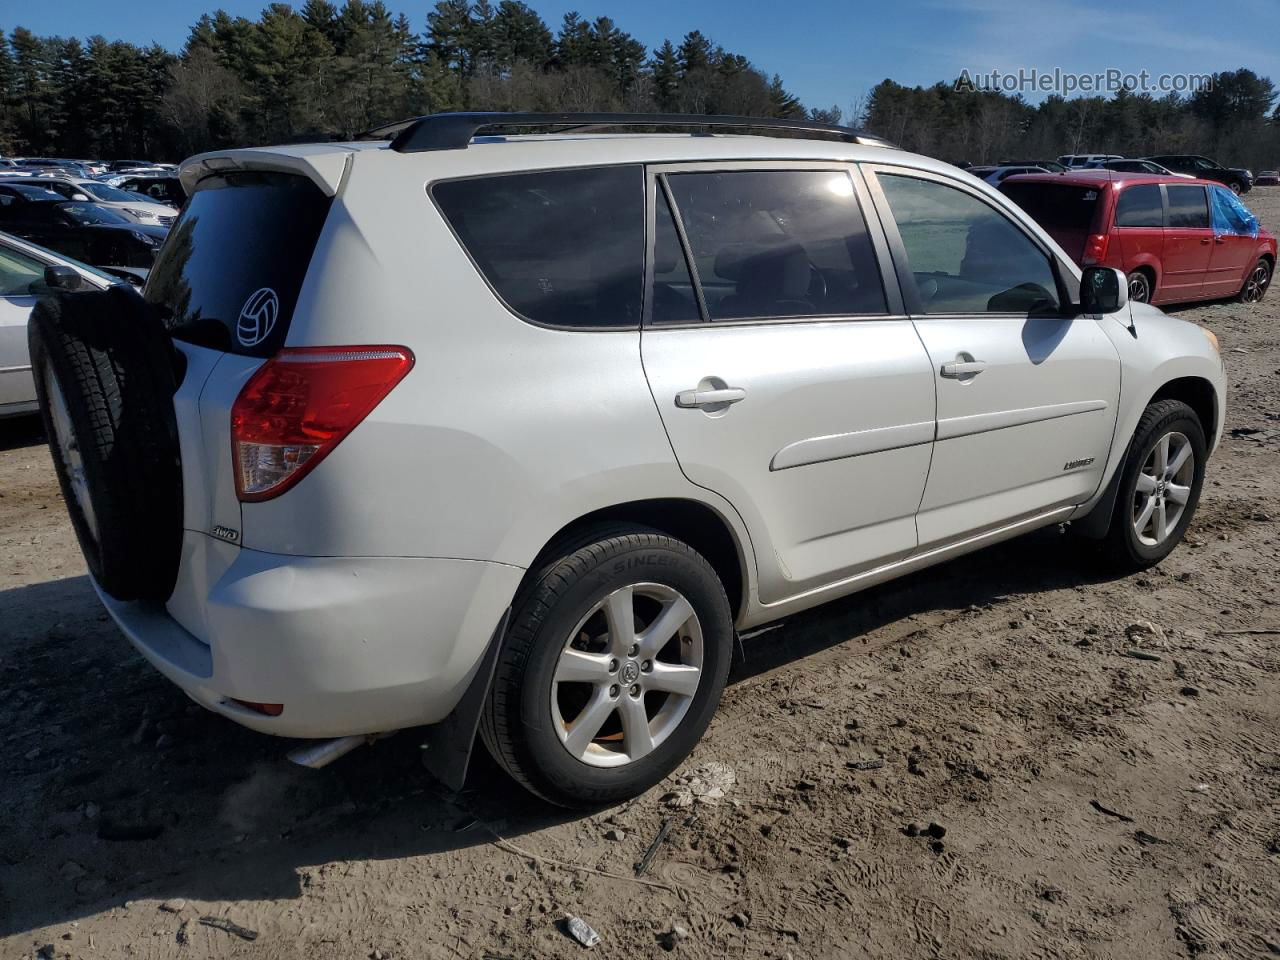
(663, 169), (887, 321)
(1114, 185), (1163, 227)
(1166, 185), (1209, 228)
(433, 166), (643, 329)
(146, 171), (332, 357)
(999, 182), (1100, 232)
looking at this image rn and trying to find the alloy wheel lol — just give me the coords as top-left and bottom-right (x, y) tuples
(1132, 431), (1194, 547)
(1243, 262), (1270, 303)
(1128, 272), (1151, 303)
(551, 583), (703, 768)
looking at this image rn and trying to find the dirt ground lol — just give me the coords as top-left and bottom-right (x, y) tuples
(2, 192), (1279, 960)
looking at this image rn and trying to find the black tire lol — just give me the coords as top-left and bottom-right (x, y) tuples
(1237, 258), (1272, 303)
(1126, 269), (1153, 304)
(480, 525), (733, 808)
(1097, 399), (1206, 572)
(1228, 180), (1243, 195)
(29, 287), (184, 602)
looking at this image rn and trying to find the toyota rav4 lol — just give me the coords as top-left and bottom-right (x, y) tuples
(30, 113), (1227, 807)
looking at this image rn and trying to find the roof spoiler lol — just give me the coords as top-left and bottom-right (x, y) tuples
(356, 112), (897, 154)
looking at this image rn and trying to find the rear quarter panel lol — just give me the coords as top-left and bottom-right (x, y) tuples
(240, 149), (756, 590)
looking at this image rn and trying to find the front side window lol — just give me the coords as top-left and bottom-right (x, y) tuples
(662, 169), (886, 321)
(433, 165), (644, 329)
(878, 173), (1061, 315)
(1166, 185), (1210, 228)
(1115, 185), (1163, 227)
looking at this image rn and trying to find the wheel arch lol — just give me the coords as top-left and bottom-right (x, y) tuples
(526, 498), (750, 623)
(1149, 376), (1218, 449)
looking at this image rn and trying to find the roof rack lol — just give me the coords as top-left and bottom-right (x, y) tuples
(356, 112), (896, 153)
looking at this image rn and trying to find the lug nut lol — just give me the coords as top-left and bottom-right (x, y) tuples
(609, 685), (619, 698)
(630, 684), (641, 697)
(641, 660), (653, 673)
(608, 658), (619, 673)
(628, 644), (639, 657)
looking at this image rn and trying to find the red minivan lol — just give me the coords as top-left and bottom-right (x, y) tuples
(1000, 170), (1275, 305)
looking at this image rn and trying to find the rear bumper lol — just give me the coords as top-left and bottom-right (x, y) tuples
(95, 541), (524, 738)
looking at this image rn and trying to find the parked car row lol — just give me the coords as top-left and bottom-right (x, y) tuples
(998, 170), (1274, 306)
(1057, 154), (1257, 193)
(0, 182), (169, 270)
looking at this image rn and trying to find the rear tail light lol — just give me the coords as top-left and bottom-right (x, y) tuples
(1083, 232), (1110, 264)
(231, 346), (414, 502)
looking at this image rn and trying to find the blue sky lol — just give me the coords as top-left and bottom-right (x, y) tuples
(5, 0), (1278, 113)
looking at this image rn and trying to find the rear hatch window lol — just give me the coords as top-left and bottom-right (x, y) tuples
(999, 181), (1101, 262)
(145, 171), (332, 357)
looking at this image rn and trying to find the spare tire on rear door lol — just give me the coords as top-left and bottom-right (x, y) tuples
(29, 285), (184, 603)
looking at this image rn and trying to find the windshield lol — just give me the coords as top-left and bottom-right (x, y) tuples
(80, 182), (148, 203)
(57, 202), (131, 225)
(0, 235), (116, 285)
(4, 183), (65, 201)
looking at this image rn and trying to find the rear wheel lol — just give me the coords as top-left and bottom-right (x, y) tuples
(1237, 258), (1271, 303)
(480, 526), (733, 808)
(1097, 400), (1206, 571)
(1126, 269), (1153, 304)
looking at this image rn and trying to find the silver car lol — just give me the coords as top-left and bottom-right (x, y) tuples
(0, 232), (113, 417)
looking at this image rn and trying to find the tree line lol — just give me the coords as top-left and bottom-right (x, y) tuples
(863, 69), (1280, 170)
(0, 1), (1277, 171)
(0, 0), (808, 159)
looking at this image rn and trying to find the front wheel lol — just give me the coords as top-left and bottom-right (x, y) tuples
(480, 526), (733, 808)
(1098, 399), (1206, 571)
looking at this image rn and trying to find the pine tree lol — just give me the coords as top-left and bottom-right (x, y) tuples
(768, 74), (803, 118)
(554, 12), (592, 69)
(426, 0), (473, 77)
(677, 30), (711, 75)
(650, 40), (680, 111)
(492, 1), (552, 69)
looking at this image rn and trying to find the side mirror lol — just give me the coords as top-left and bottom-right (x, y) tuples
(43, 264), (83, 292)
(71, 193), (91, 201)
(1080, 266), (1127, 314)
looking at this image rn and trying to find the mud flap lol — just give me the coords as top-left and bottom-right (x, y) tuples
(419, 608), (511, 791)
(1072, 452), (1128, 540)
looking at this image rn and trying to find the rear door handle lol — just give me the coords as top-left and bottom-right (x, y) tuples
(940, 360), (986, 379)
(675, 386), (746, 408)
(1200, 237), (1212, 245)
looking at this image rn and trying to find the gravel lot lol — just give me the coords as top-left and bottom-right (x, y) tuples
(2, 191), (1278, 960)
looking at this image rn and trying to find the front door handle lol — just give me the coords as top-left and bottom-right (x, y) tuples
(1199, 237), (1212, 245)
(675, 386), (746, 408)
(940, 360), (986, 379)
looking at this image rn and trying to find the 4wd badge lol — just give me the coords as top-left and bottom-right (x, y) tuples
(211, 525), (240, 544)
(237, 288), (279, 347)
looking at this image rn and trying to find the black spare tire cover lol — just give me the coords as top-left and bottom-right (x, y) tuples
(28, 285), (184, 603)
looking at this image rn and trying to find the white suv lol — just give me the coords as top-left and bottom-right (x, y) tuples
(30, 114), (1226, 807)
